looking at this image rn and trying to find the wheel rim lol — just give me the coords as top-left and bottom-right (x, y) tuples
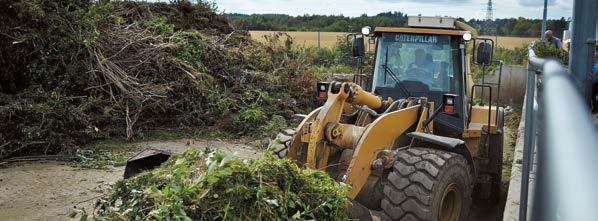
(439, 183), (462, 221)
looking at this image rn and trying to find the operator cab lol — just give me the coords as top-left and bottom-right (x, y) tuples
(372, 32), (462, 102)
(368, 19), (473, 138)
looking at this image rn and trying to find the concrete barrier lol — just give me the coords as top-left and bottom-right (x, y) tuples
(476, 65), (527, 107)
(503, 92), (536, 221)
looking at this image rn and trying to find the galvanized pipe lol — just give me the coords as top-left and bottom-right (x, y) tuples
(518, 59), (537, 221)
(568, 0), (597, 103)
(541, 0), (547, 40)
(532, 60), (598, 221)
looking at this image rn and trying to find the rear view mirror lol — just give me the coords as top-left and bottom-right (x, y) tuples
(352, 36), (365, 57)
(476, 42), (492, 65)
(473, 38), (494, 66)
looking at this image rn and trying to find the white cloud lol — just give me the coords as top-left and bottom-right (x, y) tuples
(519, 0), (556, 6)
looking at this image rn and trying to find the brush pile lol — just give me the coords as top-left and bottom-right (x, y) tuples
(533, 41), (569, 64)
(0, 0), (319, 159)
(92, 148), (349, 220)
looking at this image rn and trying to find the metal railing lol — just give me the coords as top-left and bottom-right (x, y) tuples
(519, 47), (598, 221)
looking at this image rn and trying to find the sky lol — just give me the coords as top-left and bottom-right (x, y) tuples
(212, 0), (574, 20)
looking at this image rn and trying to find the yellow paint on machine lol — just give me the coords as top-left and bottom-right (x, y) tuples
(287, 107), (321, 163)
(344, 105), (420, 198)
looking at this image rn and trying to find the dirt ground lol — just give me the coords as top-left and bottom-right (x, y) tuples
(0, 139), (260, 221)
(0, 131), (513, 221)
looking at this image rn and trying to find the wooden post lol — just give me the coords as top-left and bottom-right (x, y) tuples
(317, 31), (321, 51)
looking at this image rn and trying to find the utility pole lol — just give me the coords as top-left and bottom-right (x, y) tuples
(317, 31), (321, 52)
(541, 0), (547, 40)
(486, 0), (493, 21)
(486, 0), (497, 43)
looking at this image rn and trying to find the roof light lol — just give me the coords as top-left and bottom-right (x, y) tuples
(361, 26), (371, 35)
(463, 32), (472, 41)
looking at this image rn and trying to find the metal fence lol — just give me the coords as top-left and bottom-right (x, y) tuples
(518, 47), (598, 221)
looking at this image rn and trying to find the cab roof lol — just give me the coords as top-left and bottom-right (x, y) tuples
(374, 27), (468, 36)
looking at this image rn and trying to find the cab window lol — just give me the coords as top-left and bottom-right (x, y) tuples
(372, 33), (461, 98)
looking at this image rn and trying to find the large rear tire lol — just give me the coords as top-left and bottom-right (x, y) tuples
(486, 107), (505, 201)
(382, 148), (473, 221)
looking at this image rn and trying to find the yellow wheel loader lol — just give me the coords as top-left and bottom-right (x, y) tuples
(124, 16), (505, 221)
(273, 16), (505, 221)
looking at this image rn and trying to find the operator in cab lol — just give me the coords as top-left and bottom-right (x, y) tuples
(406, 49), (435, 77)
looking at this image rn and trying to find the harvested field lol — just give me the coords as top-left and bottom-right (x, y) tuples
(250, 31), (347, 48)
(480, 36), (537, 49)
(249, 31), (536, 50)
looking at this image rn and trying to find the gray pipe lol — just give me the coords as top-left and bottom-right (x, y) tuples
(568, 0), (596, 104)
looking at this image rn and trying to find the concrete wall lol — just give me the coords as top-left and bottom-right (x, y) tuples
(475, 65), (528, 107)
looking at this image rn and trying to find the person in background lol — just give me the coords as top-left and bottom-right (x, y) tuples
(544, 30), (562, 50)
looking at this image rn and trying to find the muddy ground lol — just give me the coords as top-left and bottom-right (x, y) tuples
(0, 129), (514, 221)
(0, 139), (259, 221)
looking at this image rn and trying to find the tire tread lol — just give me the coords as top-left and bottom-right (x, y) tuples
(382, 147), (472, 221)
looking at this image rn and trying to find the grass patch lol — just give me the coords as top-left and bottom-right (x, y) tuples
(68, 128), (247, 169)
(70, 149), (133, 169)
(501, 106), (522, 183)
(70, 139), (139, 169)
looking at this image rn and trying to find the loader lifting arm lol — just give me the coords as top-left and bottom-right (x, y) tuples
(288, 81), (426, 199)
(298, 82), (389, 168)
(344, 105), (419, 198)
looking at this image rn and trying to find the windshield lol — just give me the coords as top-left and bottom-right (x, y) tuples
(372, 33), (461, 98)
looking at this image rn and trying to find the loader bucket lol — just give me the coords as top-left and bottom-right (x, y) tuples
(124, 148), (172, 179)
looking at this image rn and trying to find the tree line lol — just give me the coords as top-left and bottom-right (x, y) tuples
(468, 17), (568, 38)
(227, 12), (569, 38)
(226, 12), (408, 33)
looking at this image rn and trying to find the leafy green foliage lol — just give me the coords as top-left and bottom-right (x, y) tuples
(494, 45), (529, 65)
(93, 149), (349, 220)
(471, 45), (529, 82)
(534, 41), (569, 64)
(71, 148), (132, 169)
(0, 0), (321, 159)
(297, 35), (373, 77)
(144, 16), (176, 36)
(0, 89), (105, 159)
(502, 106), (522, 182)
(0, 0), (105, 93)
